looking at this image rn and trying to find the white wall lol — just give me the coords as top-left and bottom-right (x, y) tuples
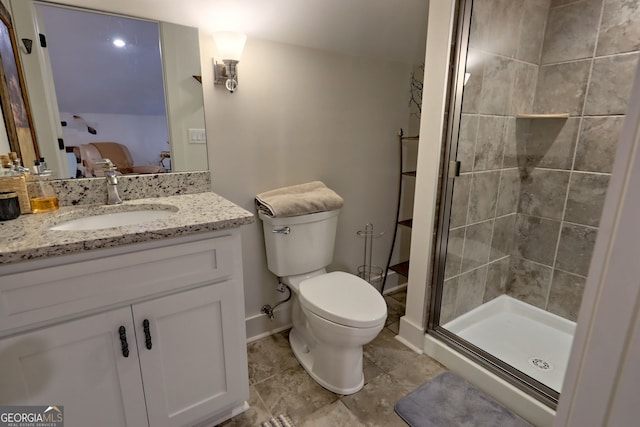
(201, 36), (413, 338)
(59, 112), (168, 167)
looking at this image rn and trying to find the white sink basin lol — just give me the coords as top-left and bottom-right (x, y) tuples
(50, 208), (176, 231)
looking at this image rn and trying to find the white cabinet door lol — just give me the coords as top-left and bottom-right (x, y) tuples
(0, 307), (148, 427)
(133, 282), (248, 427)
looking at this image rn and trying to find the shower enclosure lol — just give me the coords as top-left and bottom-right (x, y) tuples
(428, 0), (639, 406)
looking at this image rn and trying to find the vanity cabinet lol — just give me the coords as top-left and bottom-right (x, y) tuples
(135, 281), (247, 427)
(0, 231), (249, 427)
(0, 307), (149, 426)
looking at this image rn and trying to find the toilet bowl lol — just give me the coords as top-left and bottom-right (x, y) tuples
(284, 270), (387, 394)
(258, 209), (387, 394)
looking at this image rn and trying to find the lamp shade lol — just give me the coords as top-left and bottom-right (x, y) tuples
(213, 31), (247, 61)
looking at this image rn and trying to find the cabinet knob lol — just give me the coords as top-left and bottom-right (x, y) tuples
(143, 319), (152, 350)
(118, 326), (129, 357)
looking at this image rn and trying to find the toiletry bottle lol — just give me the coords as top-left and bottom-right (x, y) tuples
(8, 152), (18, 173)
(8, 152), (28, 173)
(32, 160), (42, 175)
(29, 174), (59, 213)
(0, 155), (11, 176)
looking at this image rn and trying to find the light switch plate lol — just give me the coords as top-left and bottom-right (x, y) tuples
(188, 128), (206, 144)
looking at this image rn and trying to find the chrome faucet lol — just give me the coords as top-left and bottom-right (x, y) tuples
(96, 159), (122, 205)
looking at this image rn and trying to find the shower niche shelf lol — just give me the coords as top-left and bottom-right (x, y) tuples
(516, 113), (569, 119)
(383, 129), (418, 292)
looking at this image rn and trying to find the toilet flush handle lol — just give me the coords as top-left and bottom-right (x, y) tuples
(272, 226), (291, 235)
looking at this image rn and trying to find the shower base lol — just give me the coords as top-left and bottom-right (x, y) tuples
(443, 295), (576, 393)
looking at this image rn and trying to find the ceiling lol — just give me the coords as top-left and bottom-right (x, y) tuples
(44, 0), (429, 64)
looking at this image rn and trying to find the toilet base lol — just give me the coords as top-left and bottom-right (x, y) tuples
(289, 328), (364, 395)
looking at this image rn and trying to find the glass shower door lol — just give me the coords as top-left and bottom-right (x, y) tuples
(429, 0), (638, 406)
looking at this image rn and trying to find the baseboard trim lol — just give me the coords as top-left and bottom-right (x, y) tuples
(246, 322), (293, 344)
(378, 271), (403, 294)
(245, 275), (407, 343)
(398, 315), (425, 350)
(383, 279), (407, 295)
(196, 401), (249, 427)
(395, 333), (423, 354)
(245, 301), (292, 343)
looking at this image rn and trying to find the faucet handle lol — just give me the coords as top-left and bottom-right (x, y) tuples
(96, 158), (117, 171)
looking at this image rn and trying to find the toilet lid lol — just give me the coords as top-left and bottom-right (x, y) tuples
(299, 271), (387, 328)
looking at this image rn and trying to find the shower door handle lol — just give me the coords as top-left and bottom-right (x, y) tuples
(449, 160), (461, 177)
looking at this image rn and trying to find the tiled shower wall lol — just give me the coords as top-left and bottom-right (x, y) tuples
(441, 0), (640, 324)
(441, 0), (547, 323)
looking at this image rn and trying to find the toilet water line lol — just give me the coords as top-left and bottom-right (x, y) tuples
(261, 282), (292, 321)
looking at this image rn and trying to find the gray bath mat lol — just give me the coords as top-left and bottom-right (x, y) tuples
(260, 414), (295, 427)
(395, 372), (533, 427)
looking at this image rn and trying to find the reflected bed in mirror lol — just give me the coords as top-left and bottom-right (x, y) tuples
(15, 1), (208, 177)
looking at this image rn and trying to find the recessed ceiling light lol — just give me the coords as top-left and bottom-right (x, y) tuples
(113, 39), (126, 48)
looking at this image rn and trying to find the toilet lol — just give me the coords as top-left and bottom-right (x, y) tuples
(259, 209), (387, 395)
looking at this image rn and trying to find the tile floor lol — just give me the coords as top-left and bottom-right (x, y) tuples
(219, 289), (448, 426)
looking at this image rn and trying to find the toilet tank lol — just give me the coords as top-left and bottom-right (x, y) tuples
(259, 209), (340, 277)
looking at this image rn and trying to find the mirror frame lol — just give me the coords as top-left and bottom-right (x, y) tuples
(0, 1), (39, 164)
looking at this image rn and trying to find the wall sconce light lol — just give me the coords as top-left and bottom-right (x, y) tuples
(213, 32), (247, 93)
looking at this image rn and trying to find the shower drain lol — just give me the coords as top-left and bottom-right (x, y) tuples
(528, 357), (553, 371)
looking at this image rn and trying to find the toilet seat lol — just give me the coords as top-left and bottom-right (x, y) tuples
(298, 271), (387, 328)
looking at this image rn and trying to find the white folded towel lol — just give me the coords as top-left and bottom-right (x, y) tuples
(255, 181), (344, 218)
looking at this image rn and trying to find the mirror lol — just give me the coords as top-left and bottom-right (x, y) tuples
(4, 0), (207, 177)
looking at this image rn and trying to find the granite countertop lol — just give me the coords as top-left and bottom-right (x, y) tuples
(0, 192), (254, 265)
